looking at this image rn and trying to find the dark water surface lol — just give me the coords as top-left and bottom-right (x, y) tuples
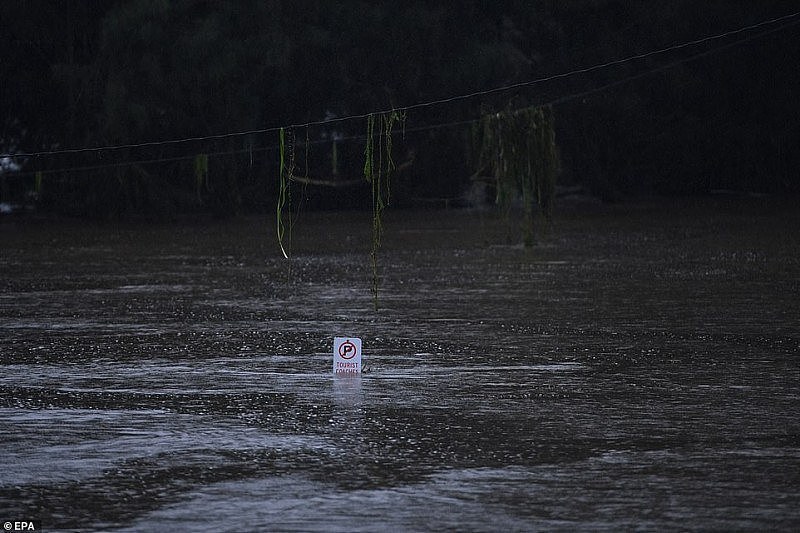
(1, 197), (799, 531)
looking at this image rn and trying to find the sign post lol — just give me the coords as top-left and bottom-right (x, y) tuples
(333, 337), (362, 374)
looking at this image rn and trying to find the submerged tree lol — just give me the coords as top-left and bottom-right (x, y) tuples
(276, 126), (295, 260)
(473, 105), (558, 246)
(363, 110), (405, 310)
(274, 110), (405, 309)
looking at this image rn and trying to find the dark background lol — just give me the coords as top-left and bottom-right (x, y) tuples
(1, 0), (798, 218)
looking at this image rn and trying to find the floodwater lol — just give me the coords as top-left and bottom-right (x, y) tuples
(1, 196), (798, 532)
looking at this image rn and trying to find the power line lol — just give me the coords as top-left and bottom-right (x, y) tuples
(4, 9), (799, 166)
(11, 11), (800, 180)
(392, 10), (800, 114)
(546, 16), (800, 107)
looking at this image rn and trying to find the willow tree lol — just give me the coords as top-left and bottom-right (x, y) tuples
(363, 110), (405, 310)
(473, 105), (558, 246)
(275, 111), (404, 309)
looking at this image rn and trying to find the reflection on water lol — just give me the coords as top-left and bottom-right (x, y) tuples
(333, 375), (363, 409)
(1, 198), (799, 531)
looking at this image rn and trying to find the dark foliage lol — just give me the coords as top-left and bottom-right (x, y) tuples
(1, 0), (798, 216)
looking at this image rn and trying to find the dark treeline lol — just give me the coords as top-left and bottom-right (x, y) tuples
(1, 0), (798, 217)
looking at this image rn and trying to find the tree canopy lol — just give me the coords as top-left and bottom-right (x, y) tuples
(2, 0), (798, 216)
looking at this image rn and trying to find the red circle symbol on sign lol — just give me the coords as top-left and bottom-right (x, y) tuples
(338, 340), (357, 359)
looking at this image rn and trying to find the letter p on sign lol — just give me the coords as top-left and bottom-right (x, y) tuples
(333, 337), (362, 374)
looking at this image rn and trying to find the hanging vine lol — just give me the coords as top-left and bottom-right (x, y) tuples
(276, 127), (296, 260)
(474, 105), (558, 246)
(291, 127), (310, 248)
(272, 109), (404, 310)
(363, 109), (405, 310)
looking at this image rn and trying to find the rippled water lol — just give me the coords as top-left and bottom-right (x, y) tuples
(1, 197), (799, 531)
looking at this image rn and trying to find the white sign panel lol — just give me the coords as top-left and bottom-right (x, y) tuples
(333, 337), (362, 374)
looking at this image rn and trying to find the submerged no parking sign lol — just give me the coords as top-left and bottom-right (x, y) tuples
(333, 337), (362, 374)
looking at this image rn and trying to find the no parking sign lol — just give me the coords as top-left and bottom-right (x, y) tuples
(333, 337), (362, 374)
